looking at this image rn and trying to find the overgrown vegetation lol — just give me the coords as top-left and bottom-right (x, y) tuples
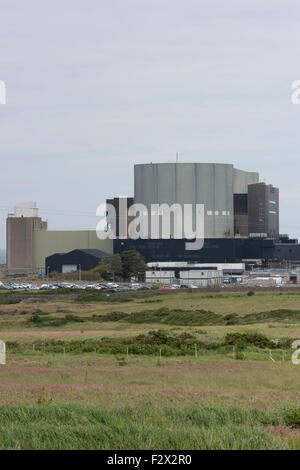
(224, 332), (292, 350)
(8, 329), (294, 356)
(91, 306), (300, 326)
(0, 403), (298, 449)
(0, 296), (22, 305)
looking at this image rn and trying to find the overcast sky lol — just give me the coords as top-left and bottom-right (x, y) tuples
(0, 0), (300, 248)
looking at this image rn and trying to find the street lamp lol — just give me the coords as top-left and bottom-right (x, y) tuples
(46, 266), (50, 283)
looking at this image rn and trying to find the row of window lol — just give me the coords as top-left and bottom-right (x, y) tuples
(207, 211), (231, 216)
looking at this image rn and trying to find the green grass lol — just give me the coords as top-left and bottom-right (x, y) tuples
(1, 289), (300, 449)
(0, 404), (295, 450)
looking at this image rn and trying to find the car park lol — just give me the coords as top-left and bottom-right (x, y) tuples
(0, 281), (158, 292)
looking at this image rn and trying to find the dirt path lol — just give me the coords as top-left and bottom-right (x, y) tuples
(0, 330), (119, 338)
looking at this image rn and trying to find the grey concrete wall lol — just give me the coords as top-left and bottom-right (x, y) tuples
(134, 163), (259, 239)
(233, 169), (259, 194)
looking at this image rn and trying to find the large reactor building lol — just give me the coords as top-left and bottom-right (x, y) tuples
(134, 163), (278, 239)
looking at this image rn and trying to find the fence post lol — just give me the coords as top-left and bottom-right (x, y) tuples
(0, 341), (6, 365)
(195, 344), (198, 358)
(269, 350), (276, 362)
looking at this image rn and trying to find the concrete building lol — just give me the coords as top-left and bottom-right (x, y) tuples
(145, 267), (223, 286)
(179, 270), (223, 287)
(146, 270), (175, 284)
(147, 261), (245, 274)
(6, 203), (47, 270)
(134, 163), (259, 239)
(33, 230), (113, 270)
(248, 183), (279, 238)
(6, 203), (113, 272)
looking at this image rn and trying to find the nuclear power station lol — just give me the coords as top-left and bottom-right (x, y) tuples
(5, 161), (300, 273)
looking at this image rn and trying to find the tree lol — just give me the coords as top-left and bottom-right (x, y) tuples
(94, 254), (123, 281)
(120, 250), (146, 280)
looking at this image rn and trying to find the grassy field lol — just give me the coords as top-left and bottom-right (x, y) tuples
(0, 288), (299, 449)
(1, 403), (298, 450)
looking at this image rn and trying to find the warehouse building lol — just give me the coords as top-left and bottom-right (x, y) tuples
(46, 249), (109, 274)
(33, 230), (113, 270)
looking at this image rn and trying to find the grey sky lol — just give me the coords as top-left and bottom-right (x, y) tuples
(0, 0), (300, 248)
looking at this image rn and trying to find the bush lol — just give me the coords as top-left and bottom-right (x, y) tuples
(235, 351), (245, 360)
(0, 296), (22, 305)
(115, 356), (127, 366)
(225, 332), (275, 350)
(283, 408), (300, 428)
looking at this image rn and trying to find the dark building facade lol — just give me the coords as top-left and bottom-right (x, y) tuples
(234, 194), (249, 236)
(46, 249), (108, 273)
(273, 243), (300, 263)
(114, 237), (300, 265)
(114, 238), (275, 264)
(106, 197), (134, 238)
(248, 183), (279, 238)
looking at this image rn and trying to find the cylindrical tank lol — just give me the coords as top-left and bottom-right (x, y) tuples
(134, 163), (258, 239)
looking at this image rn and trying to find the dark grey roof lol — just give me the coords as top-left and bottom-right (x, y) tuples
(70, 248), (109, 259)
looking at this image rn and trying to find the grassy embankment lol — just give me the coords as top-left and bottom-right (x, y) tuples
(0, 289), (299, 449)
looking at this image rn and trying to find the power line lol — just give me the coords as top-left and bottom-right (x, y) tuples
(0, 206), (99, 218)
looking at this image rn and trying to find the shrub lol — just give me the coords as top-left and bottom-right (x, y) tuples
(283, 408), (300, 428)
(224, 332), (275, 350)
